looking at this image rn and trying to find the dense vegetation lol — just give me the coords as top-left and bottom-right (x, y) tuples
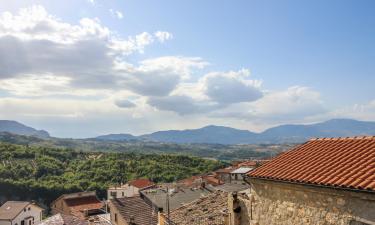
(0, 132), (292, 161)
(0, 142), (223, 207)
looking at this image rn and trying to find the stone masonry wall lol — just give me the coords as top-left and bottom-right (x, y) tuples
(234, 179), (375, 225)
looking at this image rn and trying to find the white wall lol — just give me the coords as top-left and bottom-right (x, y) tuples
(10, 204), (42, 225)
(107, 185), (140, 200)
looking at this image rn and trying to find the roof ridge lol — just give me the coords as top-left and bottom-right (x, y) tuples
(310, 136), (375, 141)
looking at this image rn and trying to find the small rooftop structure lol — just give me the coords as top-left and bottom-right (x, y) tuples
(230, 167), (253, 174)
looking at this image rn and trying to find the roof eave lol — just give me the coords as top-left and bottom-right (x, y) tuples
(246, 175), (375, 194)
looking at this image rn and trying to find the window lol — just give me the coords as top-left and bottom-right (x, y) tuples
(122, 192), (124, 197)
(29, 220), (31, 225)
(24, 208), (26, 212)
(28, 207), (30, 211)
(114, 213), (118, 222)
(21, 220), (25, 225)
(110, 191), (117, 198)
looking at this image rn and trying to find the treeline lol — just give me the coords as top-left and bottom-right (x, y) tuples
(0, 142), (223, 207)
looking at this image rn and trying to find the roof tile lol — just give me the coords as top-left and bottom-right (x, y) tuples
(248, 136), (375, 191)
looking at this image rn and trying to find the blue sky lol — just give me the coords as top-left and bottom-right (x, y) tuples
(0, 0), (374, 137)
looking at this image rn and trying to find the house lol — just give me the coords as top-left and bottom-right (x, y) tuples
(159, 191), (228, 225)
(215, 168), (234, 183)
(228, 136), (375, 225)
(0, 201), (43, 225)
(108, 196), (157, 225)
(230, 167), (253, 183)
(107, 179), (155, 200)
(37, 213), (88, 225)
(50, 192), (104, 220)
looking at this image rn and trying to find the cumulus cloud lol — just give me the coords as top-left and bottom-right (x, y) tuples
(154, 31), (173, 43)
(200, 69), (263, 104)
(0, 5), (174, 92)
(118, 56), (208, 96)
(109, 9), (123, 19)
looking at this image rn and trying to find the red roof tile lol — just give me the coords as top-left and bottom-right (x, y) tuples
(248, 136), (375, 191)
(129, 179), (155, 189)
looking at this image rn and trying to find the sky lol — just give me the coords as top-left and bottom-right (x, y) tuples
(0, 0), (375, 138)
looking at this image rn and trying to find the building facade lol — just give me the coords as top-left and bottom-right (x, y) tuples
(0, 201), (43, 225)
(107, 179), (155, 200)
(50, 192), (103, 220)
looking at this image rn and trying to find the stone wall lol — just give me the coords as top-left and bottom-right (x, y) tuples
(230, 179), (375, 225)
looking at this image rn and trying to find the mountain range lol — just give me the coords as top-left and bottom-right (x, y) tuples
(1, 118), (375, 144)
(95, 118), (375, 144)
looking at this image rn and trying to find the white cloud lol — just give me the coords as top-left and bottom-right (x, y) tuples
(0, 5), (174, 92)
(200, 69), (263, 104)
(109, 9), (123, 19)
(0, 5), (353, 137)
(329, 100), (375, 121)
(154, 31), (173, 43)
(250, 86), (325, 119)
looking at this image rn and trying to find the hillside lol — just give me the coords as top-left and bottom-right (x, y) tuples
(0, 120), (49, 138)
(0, 132), (283, 161)
(141, 125), (257, 144)
(0, 142), (223, 207)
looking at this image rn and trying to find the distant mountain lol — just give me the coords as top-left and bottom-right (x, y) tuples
(2, 118), (375, 145)
(139, 119), (375, 144)
(140, 125), (257, 145)
(0, 120), (50, 138)
(260, 119), (375, 143)
(95, 133), (138, 141)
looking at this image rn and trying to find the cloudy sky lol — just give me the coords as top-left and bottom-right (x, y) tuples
(0, 0), (375, 138)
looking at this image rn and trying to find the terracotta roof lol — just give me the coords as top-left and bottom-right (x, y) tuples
(203, 176), (223, 186)
(248, 136), (375, 191)
(64, 196), (103, 219)
(129, 179), (155, 189)
(110, 197), (157, 225)
(238, 161), (257, 167)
